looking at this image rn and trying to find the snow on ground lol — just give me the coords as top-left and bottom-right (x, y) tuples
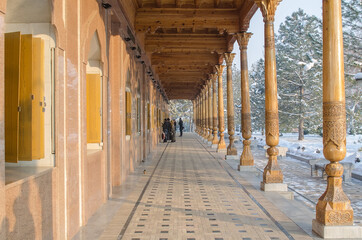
(250, 133), (362, 175)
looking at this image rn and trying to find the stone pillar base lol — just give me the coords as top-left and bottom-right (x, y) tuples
(238, 165), (257, 172)
(225, 155), (239, 160)
(260, 182), (287, 192)
(312, 219), (362, 239)
(211, 144), (218, 149)
(217, 149), (226, 154)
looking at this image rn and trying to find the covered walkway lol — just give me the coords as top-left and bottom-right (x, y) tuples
(76, 133), (315, 240)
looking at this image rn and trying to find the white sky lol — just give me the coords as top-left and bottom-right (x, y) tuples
(232, 0), (323, 69)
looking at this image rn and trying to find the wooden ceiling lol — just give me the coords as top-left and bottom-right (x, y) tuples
(132, 0), (257, 100)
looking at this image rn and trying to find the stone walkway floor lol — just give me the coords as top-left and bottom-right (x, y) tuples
(92, 133), (315, 240)
(74, 133), (362, 240)
(231, 139), (362, 220)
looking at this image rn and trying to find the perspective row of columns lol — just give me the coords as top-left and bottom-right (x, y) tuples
(194, 0), (354, 234)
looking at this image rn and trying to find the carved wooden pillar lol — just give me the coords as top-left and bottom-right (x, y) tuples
(204, 85), (209, 140)
(207, 79), (213, 142)
(193, 100), (196, 133)
(202, 87), (207, 138)
(236, 32), (254, 168)
(195, 96), (198, 134)
(211, 73), (219, 145)
(313, 0), (353, 229)
(198, 95), (201, 134)
(215, 65), (226, 152)
(255, 0), (284, 187)
(224, 53), (237, 156)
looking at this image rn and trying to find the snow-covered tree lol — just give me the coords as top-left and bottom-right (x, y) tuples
(249, 59), (266, 134)
(276, 9), (323, 140)
(169, 100), (194, 132)
(342, 0), (361, 134)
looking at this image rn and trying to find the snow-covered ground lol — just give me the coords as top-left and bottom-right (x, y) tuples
(250, 133), (362, 175)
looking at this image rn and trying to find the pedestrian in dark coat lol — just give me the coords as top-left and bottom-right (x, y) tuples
(179, 118), (184, 137)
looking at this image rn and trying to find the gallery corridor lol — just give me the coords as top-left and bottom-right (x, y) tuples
(75, 134), (313, 240)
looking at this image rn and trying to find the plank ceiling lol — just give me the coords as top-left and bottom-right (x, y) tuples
(131, 0), (257, 100)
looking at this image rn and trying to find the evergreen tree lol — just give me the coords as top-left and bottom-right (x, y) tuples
(169, 100), (193, 132)
(342, 0), (361, 134)
(249, 59), (266, 134)
(276, 9), (323, 140)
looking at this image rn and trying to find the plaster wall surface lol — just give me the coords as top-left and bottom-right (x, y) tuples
(0, 0), (167, 239)
(5, 169), (54, 239)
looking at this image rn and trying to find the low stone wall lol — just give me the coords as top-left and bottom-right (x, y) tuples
(5, 168), (55, 240)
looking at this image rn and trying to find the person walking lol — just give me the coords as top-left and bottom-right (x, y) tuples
(170, 119), (176, 142)
(162, 118), (171, 142)
(179, 118), (184, 137)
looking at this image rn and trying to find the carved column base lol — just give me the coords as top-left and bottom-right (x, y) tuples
(212, 130), (219, 144)
(202, 128), (207, 138)
(227, 141), (237, 155)
(263, 147), (283, 183)
(217, 134), (226, 151)
(207, 130), (213, 142)
(240, 140), (254, 166)
(316, 174), (353, 226)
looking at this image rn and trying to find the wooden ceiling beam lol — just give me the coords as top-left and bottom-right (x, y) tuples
(152, 52), (219, 65)
(145, 34), (228, 53)
(136, 8), (240, 34)
(239, 0), (258, 31)
(156, 65), (214, 73)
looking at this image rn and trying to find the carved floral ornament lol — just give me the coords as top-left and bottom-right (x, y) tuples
(323, 102), (346, 150)
(236, 32), (253, 49)
(254, 0), (282, 22)
(224, 53), (236, 66)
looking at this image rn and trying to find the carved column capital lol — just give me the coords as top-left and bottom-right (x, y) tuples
(254, 0), (282, 22)
(215, 65), (225, 75)
(236, 32), (253, 50)
(224, 52), (236, 67)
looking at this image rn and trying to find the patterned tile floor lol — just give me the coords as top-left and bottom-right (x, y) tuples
(105, 134), (311, 240)
(248, 144), (362, 221)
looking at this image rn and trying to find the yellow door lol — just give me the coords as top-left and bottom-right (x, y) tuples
(32, 38), (45, 159)
(18, 34), (33, 161)
(5, 32), (21, 163)
(87, 74), (102, 143)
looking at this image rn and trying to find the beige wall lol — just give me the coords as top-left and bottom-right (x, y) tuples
(0, 0), (167, 239)
(5, 170), (55, 240)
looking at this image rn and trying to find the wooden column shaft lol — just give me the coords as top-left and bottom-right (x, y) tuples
(315, 0), (353, 226)
(212, 74), (219, 145)
(216, 65), (226, 151)
(236, 32), (254, 167)
(224, 53), (237, 155)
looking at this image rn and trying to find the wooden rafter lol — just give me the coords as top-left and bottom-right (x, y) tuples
(136, 8), (240, 34)
(145, 34), (228, 54)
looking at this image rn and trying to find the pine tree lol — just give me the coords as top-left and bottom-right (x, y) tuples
(249, 59), (266, 134)
(276, 9), (323, 140)
(342, 0), (361, 134)
(169, 100), (193, 132)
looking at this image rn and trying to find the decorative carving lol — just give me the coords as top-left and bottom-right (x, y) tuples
(265, 34), (275, 48)
(265, 111), (279, 139)
(254, 0), (282, 22)
(236, 32), (253, 50)
(224, 53), (236, 67)
(239, 140), (254, 167)
(323, 102), (346, 150)
(241, 113), (252, 139)
(316, 176), (354, 225)
(215, 65), (225, 75)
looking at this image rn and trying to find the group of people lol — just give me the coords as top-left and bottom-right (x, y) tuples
(162, 118), (184, 143)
